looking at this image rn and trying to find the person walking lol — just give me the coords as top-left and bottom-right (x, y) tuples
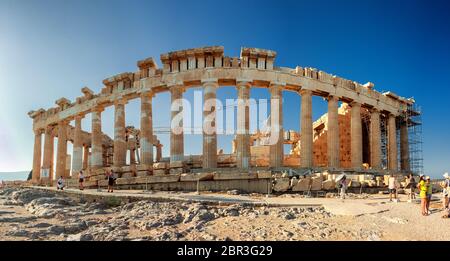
(388, 174), (398, 202)
(417, 175), (427, 216)
(339, 176), (347, 200)
(78, 170), (85, 190)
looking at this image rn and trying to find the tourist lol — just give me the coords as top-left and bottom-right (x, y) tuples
(388, 174), (398, 202)
(78, 170), (85, 190)
(441, 173), (450, 211)
(426, 176), (433, 214)
(417, 175), (427, 216)
(106, 169), (115, 193)
(57, 176), (65, 191)
(339, 176), (347, 200)
(407, 173), (416, 201)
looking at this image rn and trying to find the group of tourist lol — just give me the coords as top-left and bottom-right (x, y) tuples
(405, 172), (449, 217)
(336, 172), (449, 218)
(54, 169), (116, 192)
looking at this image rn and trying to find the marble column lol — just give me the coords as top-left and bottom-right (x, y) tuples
(56, 121), (68, 178)
(91, 107), (104, 168)
(32, 129), (43, 183)
(72, 115), (83, 174)
(236, 81), (251, 169)
(269, 84), (283, 168)
(351, 102), (362, 169)
(388, 113), (398, 171)
(370, 109), (382, 169)
(113, 99), (127, 167)
(170, 86), (184, 163)
(202, 79), (218, 169)
(140, 91), (154, 166)
(400, 118), (410, 171)
(156, 144), (162, 162)
(130, 149), (136, 165)
(327, 95), (340, 168)
(300, 89), (313, 168)
(82, 145), (89, 170)
(42, 126), (54, 182)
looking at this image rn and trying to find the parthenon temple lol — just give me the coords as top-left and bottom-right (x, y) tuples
(28, 46), (422, 192)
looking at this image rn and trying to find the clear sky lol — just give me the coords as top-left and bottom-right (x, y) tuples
(1, 0), (449, 177)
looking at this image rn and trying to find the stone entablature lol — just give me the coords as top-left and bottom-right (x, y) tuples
(29, 46), (412, 130)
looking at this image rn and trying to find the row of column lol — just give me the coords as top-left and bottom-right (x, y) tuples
(32, 83), (411, 183)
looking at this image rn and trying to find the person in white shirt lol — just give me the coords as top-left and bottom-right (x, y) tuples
(78, 170), (85, 191)
(339, 176), (347, 200)
(388, 174), (398, 202)
(57, 176), (65, 191)
(441, 173), (450, 211)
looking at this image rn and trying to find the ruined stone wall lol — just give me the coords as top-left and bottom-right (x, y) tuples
(312, 103), (352, 168)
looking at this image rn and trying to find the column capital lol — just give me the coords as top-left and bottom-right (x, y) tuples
(45, 125), (55, 134)
(140, 90), (155, 98)
(269, 81), (286, 88)
(299, 88), (312, 96)
(201, 78), (219, 86)
(168, 84), (185, 93)
(74, 113), (85, 121)
(350, 100), (361, 107)
(114, 97), (128, 106)
(269, 82), (284, 96)
(236, 80), (251, 91)
(91, 105), (105, 113)
(326, 95), (339, 102)
(387, 112), (397, 118)
(370, 107), (380, 113)
(34, 128), (44, 135)
(57, 119), (70, 125)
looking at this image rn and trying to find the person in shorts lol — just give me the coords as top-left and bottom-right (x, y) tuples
(425, 176), (433, 214)
(78, 170), (85, 190)
(388, 174), (398, 202)
(407, 173), (416, 201)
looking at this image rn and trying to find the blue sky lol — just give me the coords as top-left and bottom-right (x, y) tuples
(0, 0), (449, 177)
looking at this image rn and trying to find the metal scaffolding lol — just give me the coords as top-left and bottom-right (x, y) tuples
(406, 104), (424, 175)
(380, 114), (388, 170)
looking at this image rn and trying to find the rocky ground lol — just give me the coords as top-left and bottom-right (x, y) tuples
(0, 187), (448, 241)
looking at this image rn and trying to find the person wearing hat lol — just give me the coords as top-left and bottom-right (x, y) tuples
(441, 173), (450, 212)
(417, 175), (427, 216)
(425, 176), (433, 215)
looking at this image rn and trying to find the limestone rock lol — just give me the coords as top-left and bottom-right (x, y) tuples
(153, 169), (167, 176)
(310, 176), (323, 191)
(153, 162), (168, 170)
(273, 177), (290, 192)
(322, 179), (336, 190)
(292, 177), (311, 192)
(169, 161), (185, 168)
(169, 168), (183, 175)
(257, 170), (272, 179)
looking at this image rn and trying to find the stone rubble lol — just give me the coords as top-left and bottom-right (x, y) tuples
(0, 187), (386, 241)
